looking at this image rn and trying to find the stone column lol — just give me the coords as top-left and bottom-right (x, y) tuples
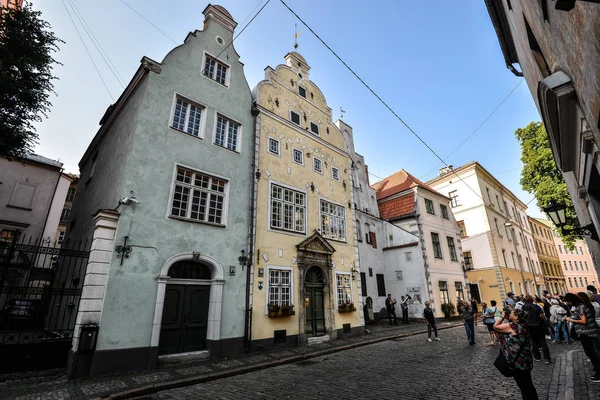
(68, 209), (119, 377)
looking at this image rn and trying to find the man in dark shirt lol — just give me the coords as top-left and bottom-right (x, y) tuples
(401, 295), (410, 324)
(459, 300), (476, 345)
(522, 295), (551, 364)
(587, 285), (600, 303)
(385, 294), (398, 326)
(471, 297), (478, 327)
(422, 301), (440, 342)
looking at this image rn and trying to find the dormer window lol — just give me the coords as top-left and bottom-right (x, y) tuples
(290, 111), (301, 126)
(202, 54), (229, 86)
(298, 86), (306, 98)
(310, 122), (319, 135)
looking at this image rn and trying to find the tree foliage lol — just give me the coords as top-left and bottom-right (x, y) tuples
(515, 121), (580, 248)
(0, 2), (62, 158)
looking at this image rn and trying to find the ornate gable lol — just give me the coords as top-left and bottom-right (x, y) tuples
(296, 232), (336, 254)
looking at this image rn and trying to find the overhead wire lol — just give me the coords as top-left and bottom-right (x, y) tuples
(120, 0), (179, 45)
(62, 0), (114, 101)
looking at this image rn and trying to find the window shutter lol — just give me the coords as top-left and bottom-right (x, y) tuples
(370, 232), (377, 249)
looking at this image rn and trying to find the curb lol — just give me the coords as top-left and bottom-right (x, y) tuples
(100, 323), (462, 399)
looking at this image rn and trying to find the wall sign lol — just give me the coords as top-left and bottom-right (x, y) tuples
(258, 281), (263, 290)
(258, 267), (264, 277)
(229, 266), (236, 276)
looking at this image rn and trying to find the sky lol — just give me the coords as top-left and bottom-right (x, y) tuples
(32, 0), (543, 216)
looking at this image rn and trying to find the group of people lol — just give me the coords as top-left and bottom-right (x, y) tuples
(484, 286), (600, 399)
(385, 293), (410, 326)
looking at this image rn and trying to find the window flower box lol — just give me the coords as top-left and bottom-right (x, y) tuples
(268, 303), (295, 318)
(338, 302), (356, 313)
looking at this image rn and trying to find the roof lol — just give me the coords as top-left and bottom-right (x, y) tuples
(378, 193), (415, 221)
(383, 242), (419, 251)
(372, 169), (443, 201)
(19, 153), (63, 169)
(212, 5), (233, 20)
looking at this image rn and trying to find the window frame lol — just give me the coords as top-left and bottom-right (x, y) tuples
(298, 86), (307, 98)
(313, 157), (323, 174)
(449, 191), (459, 207)
(268, 180), (307, 235)
(425, 198), (435, 215)
(335, 272), (353, 306)
(290, 110), (301, 126)
(201, 51), (231, 86)
(331, 166), (340, 182)
(167, 164), (230, 227)
(319, 197), (347, 242)
(309, 121), (320, 136)
(66, 187), (76, 202)
(431, 232), (443, 259)
(439, 281), (450, 304)
(292, 147), (304, 166)
(268, 136), (281, 157)
(265, 265), (294, 315)
(213, 112), (242, 152)
(440, 204), (449, 219)
(169, 93), (207, 138)
(463, 251), (473, 270)
(447, 236), (458, 261)
(376, 273), (386, 297)
(360, 272), (367, 296)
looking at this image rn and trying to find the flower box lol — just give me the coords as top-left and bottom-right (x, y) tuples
(267, 303), (295, 318)
(268, 310), (296, 318)
(338, 303), (356, 313)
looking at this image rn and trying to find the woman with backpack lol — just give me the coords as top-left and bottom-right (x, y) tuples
(483, 300), (502, 345)
(564, 292), (600, 383)
(549, 299), (568, 343)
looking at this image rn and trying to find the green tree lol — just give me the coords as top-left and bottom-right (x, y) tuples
(515, 121), (580, 248)
(0, 2), (62, 158)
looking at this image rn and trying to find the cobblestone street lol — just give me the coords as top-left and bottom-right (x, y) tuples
(135, 325), (600, 400)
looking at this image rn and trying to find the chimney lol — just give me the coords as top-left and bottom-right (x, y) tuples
(438, 165), (453, 176)
(365, 165), (370, 186)
(202, 4), (237, 33)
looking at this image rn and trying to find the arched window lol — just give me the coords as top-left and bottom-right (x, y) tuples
(169, 260), (211, 280)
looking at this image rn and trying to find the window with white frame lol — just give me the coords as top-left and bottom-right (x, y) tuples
(57, 231), (65, 245)
(270, 184), (305, 233)
(313, 157), (322, 173)
(267, 268), (292, 308)
(268, 137), (280, 156)
(449, 190), (459, 207)
(202, 54), (228, 85)
(292, 148), (303, 165)
(214, 115), (240, 151)
(447, 236), (457, 261)
(60, 208), (71, 223)
(320, 200), (346, 241)
(310, 121), (319, 135)
(431, 232), (442, 259)
(440, 204), (449, 219)
(331, 167), (340, 181)
(425, 198), (435, 215)
(171, 96), (204, 137)
(290, 110), (301, 126)
(298, 86), (306, 98)
(66, 187), (76, 202)
(336, 273), (352, 306)
(170, 167), (227, 225)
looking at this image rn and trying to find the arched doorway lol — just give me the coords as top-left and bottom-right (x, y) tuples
(305, 266), (326, 337)
(158, 260), (212, 355)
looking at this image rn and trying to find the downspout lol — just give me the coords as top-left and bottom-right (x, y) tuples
(243, 102), (260, 352)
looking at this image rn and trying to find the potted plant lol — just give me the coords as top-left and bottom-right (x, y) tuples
(338, 301), (357, 313)
(268, 303), (295, 317)
(441, 302), (455, 320)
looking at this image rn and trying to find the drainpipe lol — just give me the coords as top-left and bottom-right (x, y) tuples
(243, 102), (261, 352)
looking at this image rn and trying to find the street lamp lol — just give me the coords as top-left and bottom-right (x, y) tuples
(542, 201), (598, 239)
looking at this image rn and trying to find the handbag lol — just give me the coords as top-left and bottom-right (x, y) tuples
(494, 338), (526, 377)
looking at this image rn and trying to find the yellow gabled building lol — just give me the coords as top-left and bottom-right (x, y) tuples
(250, 51), (360, 347)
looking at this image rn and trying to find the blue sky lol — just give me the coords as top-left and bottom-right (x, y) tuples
(33, 0), (543, 216)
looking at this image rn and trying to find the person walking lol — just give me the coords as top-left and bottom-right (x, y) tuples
(494, 308), (538, 399)
(459, 300), (476, 345)
(385, 294), (398, 326)
(549, 299), (568, 343)
(504, 292), (516, 310)
(422, 301), (440, 342)
(401, 295), (410, 324)
(564, 292), (600, 382)
(483, 300), (501, 345)
(522, 295), (551, 364)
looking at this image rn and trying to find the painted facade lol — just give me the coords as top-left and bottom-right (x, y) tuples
(529, 217), (567, 295)
(250, 51), (360, 347)
(485, 0), (600, 268)
(554, 236), (600, 293)
(372, 170), (467, 317)
(66, 5), (254, 376)
(427, 162), (543, 305)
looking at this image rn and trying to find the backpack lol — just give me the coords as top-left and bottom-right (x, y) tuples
(522, 303), (542, 326)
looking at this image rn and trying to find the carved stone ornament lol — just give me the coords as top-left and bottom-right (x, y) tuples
(143, 60), (162, 74)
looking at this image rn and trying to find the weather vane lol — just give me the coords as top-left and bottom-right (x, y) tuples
(294, 23), (302, 50)
(340, 107), (346, 120)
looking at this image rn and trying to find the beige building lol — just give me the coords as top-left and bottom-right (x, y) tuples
(54, 174), (78, 247)
(554, 235), (599, 293)
(427, 162), (543, 303)
(529, 217), (566, 295)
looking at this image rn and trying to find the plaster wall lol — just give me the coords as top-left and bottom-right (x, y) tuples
(42, 174), (71, 243)
(554, 236), (599, 293)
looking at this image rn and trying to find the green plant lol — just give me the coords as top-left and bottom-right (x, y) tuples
(441, 302), (455, 315)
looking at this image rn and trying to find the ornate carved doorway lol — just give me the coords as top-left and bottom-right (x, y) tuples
(305, 267), (326, 337)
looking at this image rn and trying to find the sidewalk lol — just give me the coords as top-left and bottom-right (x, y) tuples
(0, 320), (460, 400)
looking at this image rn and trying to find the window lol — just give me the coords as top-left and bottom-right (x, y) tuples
(502, 249), (508, 267)
(376, 274), (386, 297)
(585, 261), (589, 270)
(518, 282), (523, 295)
(268, 137), (280, 156)
(87, 151), (98, 184)
(313, 157), (322, 173)
(320, 200), (346, 241)
(585, 277), (589, 286)
(464, 251), (473, 270)
(511, 252), (516, 269)
(331, 167), (340, 182)
(356, 220), (362, 242)
(519, 232), (524, 247)
(447, 236), (457, 261)
(449, 191), (459, 207)
(439, 281), (449, 304)
(66, 187), (76, 202)
(425, 199), (435, 215)
(440, 204), (449, 219)
(203, 54), (228, 85)
(60, 208), (71, 223)
(510, 281), (515, 294)
(171, 96), (204, 137)
(579, 261), (584, 270)
(486, 187), (492, 203)
(170, 167), (227, 225)
(503, 200), (508, 215)
(298, 86), (306, 98)
(310, 121), (319, 135)
(336, 273), (352, 306)
(580, 247), (584, 255)
(494, 218), (500, 235)
(579, 277), (584, 287)
(496, 195), (501, 211)
(455, 282), (464, 301)
(431, 232), (442, 259)
(360, 272), (367, 296)
(292, 148), (304, 165)
(267, 268), (292, 309)
(368, 267), (373, 277)
(57, 231), (65, 245)
(214, 115), (240, 151)
(365, 223), (371, 243)
(568, 261), (573, 270)
(457, 220), (467, 238)
(270, 184), (305, 233)
(568, 277), (573, 287)
(575, 261), (579, 271)
(290, 110), (301, 126)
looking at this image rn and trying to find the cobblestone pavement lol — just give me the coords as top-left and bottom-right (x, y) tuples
(134, 325), (600, 400)
(0, 320), (458, 399)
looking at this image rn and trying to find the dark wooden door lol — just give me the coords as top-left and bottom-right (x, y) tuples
(159, 284), (210, 355)
(305, 286), (326, 337)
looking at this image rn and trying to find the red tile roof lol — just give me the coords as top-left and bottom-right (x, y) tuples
(378, 193), (415, 220)
(371, 169), (441, 201)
